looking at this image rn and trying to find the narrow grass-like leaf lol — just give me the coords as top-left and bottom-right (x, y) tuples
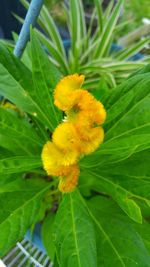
(94, 0), (123, 58)
(94, 0), (103, 33)
(104, 0), (114, 19)
(116, 37), (150, 60)
(78, 0), (86, 39)
(35, 30), (69, 73)
(40, 6), (66, 59)
(69, 0), (81, 61)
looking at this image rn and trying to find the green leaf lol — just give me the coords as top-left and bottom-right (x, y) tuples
(69, 0), (81, 56)
(35, 30), (69, 73)
(94, 0), (123, 58)
(42, 213), (55, 261)
(81, 72), (150, 166)
(0, 107), (42, 155)
(78, 0), (87, 40)
(79, 170), (142, 223)
(100, 149), (150, 206)
(116, 37), (150, 61)
(0, 172), (21, 187)
(54, 190), (97, 267)
(30, 29), (62, 130)
(53, 255), (60, 267)
(90, 77), (110, 103)
(0, 43), (57, 130)
(0, 178), (50, 257)
(94, 0), (103, 33)
(87, 196), (150, 267)
(0, 156), (42, 175)
(40, 5), (66, 59)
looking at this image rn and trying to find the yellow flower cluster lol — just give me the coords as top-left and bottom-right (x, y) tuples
(42, 74), (106, 193)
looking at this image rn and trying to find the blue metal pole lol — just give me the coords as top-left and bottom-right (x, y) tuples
(14, 0), (44, 58)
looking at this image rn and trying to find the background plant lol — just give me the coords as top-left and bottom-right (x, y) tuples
(15, 0), (150, 89)
(0, 28), (150, 266)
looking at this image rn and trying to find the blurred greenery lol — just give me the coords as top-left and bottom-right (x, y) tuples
(122, 0), (150, 34)
(45, 0), (150, 35)
(125, 0), (150, 23)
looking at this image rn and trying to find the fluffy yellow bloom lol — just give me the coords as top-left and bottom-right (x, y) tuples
(42, 73), (106, 193)
(42, 141), (63, 176)
(58, 165), (80, 193)
(79, 127), (104, 155)
(66, 89), (106, 126)
(54, 74), (85, 111)
(52, 122), (81, 153)
(41, 141), (78, 177)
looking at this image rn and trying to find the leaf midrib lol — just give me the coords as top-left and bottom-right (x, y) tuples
(0, 63), (53, 130)
(32, 40), (59, 125)
(102, 122), (150, 148)
(78, 191), (126, 267)
(0, 183), (50, 227)
(0, 120), (42, 147)
(70, 194), (82, 267)
(88, 170), (149, 211)
(106, 89), (150, 137)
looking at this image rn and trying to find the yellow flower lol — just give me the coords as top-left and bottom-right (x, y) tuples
(58, 165), (80, 193)
(79, 127), (104, 155)
(54, 74), (85, 111)
(42, 141), (62, 176)
(66, 89), (106, 126)
(42, 73), (106, 193)
(41, 141), (79, 176)
(52, 122), (81, 153)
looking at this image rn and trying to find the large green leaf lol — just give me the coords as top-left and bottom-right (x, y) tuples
(54, 190), (97, 267)
(42, 213), (55, 261)
(81, 72), (150, 167)
(0, 41), (33, 95)
(0, 178), (50, 257)
(79, 169), (142, 223)
(0, 156), (42, 175)
(0, 42), (60, 131)
(0, 108), (43, 155)
(100, 149), (150, 206)
(87, 196), (150, 267)
(30, 29), (62, 130)
(80, 146), (150, 223)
